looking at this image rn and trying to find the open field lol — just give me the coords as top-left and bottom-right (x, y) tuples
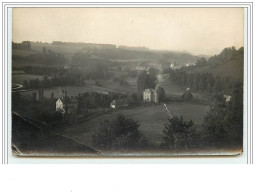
(16, 76), (138, 98)
(186, 56), (243, 81)
(12, 49), (39, 57)
(12, 74), (43, 85)
(47, 73), (209, 149)
(99, 77), (138, 93)
(51, 102), (209, 148)
(31, 43), (82, 61)
(17, 84), (127, 99)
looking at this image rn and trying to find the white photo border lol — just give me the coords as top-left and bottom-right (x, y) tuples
(1, 1), (253, 164)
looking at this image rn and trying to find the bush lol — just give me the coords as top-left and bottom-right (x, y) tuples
(91, 114), (148, 149)
(162, 116), (198, 149)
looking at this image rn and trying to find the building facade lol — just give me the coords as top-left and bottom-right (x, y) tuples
(143, 88), (159, 104)
(56, 96), (78, 116)
(110, 99), (129, 108)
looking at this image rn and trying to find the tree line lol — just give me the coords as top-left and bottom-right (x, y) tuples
(12, 41), (31, 50)
(195, 47), (243, 67)
(12, 46), (67, 66)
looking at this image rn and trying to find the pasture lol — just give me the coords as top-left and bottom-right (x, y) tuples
(99, 77), (138, 93)
(12, 74), (43, 85)
(51, 102), (209, 148)
(12, 49), (39, 57)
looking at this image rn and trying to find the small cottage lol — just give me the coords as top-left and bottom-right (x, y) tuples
(56, 96), (78, 116)
(224, 95), (232, 102)
(110, 99), (129, 109)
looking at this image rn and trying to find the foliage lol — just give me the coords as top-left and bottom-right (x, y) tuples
(91, 114), (147, 149)
(137, 70), (157, 93)
(169, 47), (244, 94)
(204, 83), (243, 146)
(12, 49), (66, 65)
(157, 86), (166, 101)
(162, 116), (197, 149)
(12, 41), (31, 50)
(112, 77), (129, 87)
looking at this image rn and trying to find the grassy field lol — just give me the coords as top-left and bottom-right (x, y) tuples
(12, 49), (39, 57)
(51, 102), (209, 148)
(99, 77), (138, 93)
(47, 73), (208, 149)
(17, 76), (139, 99)
(12, 74), (43, 85)
(31, 43), (82, 61)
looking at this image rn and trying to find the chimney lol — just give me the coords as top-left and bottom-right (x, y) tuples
(65, 90), (67, 97)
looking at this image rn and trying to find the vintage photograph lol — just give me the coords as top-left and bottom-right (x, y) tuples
(11, 8), (244, 157)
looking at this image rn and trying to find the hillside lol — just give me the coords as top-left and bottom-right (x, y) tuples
(185, 47), (244, 81)
(28, 42), (200, 65)
(12, 112), (98, 156)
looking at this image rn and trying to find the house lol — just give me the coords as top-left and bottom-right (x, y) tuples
(182, 88), (193, 100)
(143, 88), (159, 104)
(110, 98), (129, 108)
(224, 95), (232, 102)
(56, 96), (78, 116)
(136, 64), (146, 71)
(170, 63), (175, 69)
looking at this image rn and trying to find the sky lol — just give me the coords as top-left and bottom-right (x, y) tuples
(12, 8), (244, 56)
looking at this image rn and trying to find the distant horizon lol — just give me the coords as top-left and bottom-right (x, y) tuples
(13, 39), (244, 57)
(13, 8), (244, 56)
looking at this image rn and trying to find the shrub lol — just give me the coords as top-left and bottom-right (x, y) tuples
(91, 114), (147, 149)
(162, 116), (198, 149)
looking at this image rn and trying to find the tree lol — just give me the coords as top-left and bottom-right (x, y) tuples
(42, 46), (46, 55)
(195, 57), (207, 66)
(157, 87), (166, 101)
(137, 71), (148, 92)
(162, 116), (196, 149)
(137, 70), (157, 93)
(204, 83), (243, 146)
(22, 80), (29, 89)
(91, 114), (147, 149)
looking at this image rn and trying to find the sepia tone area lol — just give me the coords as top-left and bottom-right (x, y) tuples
(12, 8), (244, 156)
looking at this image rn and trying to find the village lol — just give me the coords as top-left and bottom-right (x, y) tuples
(12, 63), (197, 123)
(11, 40), (242, 154)
(12, 57), (208, 148)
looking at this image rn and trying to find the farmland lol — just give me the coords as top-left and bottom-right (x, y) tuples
(51, 102), (209, 149)
(49, 73), (209, 149)
(12, 73), (43, 85)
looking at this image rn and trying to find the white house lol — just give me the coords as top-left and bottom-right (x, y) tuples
(56, 96), (78, 115)
(143, 88), (159, 104)
(110, 99), (129, 108)
(224, 95), (232, 102)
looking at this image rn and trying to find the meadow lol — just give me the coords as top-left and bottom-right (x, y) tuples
(51, 102), (209, 149)
(12, 74), (43, 85)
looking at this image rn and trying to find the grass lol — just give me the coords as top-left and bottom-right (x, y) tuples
(12, 49), (39, 57)
(99, 77), (138, 93)
(12, 74), (43, 84)
(51, 102), (209, 148)
(16, 76), (138, 99)
(18, 84), (125, 100)
(12, 113), (98, 156)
